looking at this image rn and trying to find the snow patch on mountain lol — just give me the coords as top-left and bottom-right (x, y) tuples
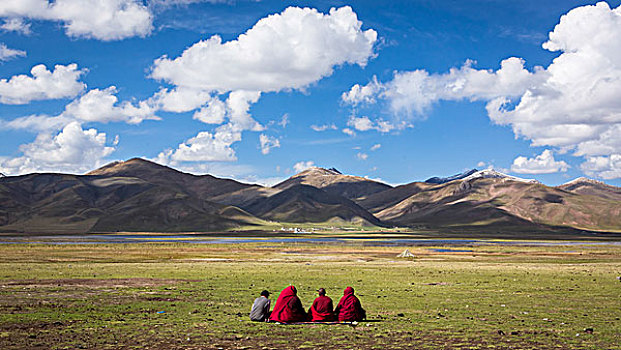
(462, 169), (539, 183)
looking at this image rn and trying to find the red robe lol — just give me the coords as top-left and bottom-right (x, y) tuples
(334, 287), (366, 322)
(308, 295), (335, 321)
(269, 286), (307, 323)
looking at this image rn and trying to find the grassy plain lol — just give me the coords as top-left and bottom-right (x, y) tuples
(1, 238), (620, 349)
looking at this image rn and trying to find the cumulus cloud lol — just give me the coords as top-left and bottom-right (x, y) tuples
(151, 87), (212, 113)
(0, 64), (85, 104)
(341, 76), (380, 106)
(345, 57), (545, 117)
(0, 43), (25, 61)
(64, 87), (159, 124)
(293, 160), (315, 173)
(2, 114), (72, 132)
(4, 86), (159, 134)
(149, 6), (376, 132)
(370, 143), (381, 151)
(356, 152), (368, 160)
(224, 90), (263, 131)
(346, 2), (621, 179)
(311, 123), (337, 132)
(147, 6), (377, 162)
(155, 124), (242, 165)
(1, 18), (30, 34)
(510, 150), (569, 174)
(259, 134), (280, 155)
(580, 154), (621, 180)
(192, 97), (226, 125)
(347, 115), (407, 133)
(342, 128), (356, 136)
(0, 0), (153, 40)
(0, 121), (115, 175)
(151, 6), (376, 93)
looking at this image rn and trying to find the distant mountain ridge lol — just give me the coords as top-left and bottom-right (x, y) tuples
(557, 177), (621, 202)
(1, 158), (619, 235)
(275, 166), (391, 200)
(426, 169), (538, 184)
(426, 169), (479, 184)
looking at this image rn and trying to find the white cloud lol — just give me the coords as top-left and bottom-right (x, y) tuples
(510, 149), (569, 174)
(151, 87), (212, 113)
(488, 2), (621, 179)
(580, 154), (621, 180)
(477, 161), (486, 167)
(156, 123), (241, 164)
(348, 2), (621, 179)
(0, 64), (85, 104)
(1, 18), (30, 34)
(151, 6), (376, 93)
(192, 97), (226, 124)
(348, 115), (374, 131)
(356, 152), (368, 160)
(2, 114), (72, 132)
(259, 134), (280, 155)
(341, 76), (380, 106)
(342, 128), (356, 136)
(0, 43), (25, 61)
(147, 6), (376, 161)
(0, 121), (115, 175)
(347, 115), (407, 133)
(151, 6), (375, 124)
(311, 123), (337, 131)
(4, 86), (159, 134)
(370, 143), (381, 151)
(64, 86), (159, 124)
(0, 0), (153, 41)
(293, 160), (315, 173)
(361, 57), (546, 117)
(224, 90), (263, 131)
(278, 113), (289, 128)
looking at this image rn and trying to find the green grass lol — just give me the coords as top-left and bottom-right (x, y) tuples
(1, 240), (620, 349)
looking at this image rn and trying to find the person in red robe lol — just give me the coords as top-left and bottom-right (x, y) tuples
(269, 286), (307, 323)
(334, 286), (366, 322)
(308, 288), (335, 322)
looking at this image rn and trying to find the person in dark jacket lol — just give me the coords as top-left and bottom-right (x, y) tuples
(308, 288), (335, 321)
(334, 286), (366, 322)
(269, 286), (307, 323)
(250, 290), (271, 322)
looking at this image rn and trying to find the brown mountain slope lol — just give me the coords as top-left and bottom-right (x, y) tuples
(274, 167), (391, 200)
(372, 177), (621, 233)
(240, 184), (382, 226)
(0, 171), (264, 234)
(88, 158), (254, 200)
(209, 167), (385, 226)
(2, 159), (619, 234)
(556, 177), (621, 201)
(357, 182), (437, 213)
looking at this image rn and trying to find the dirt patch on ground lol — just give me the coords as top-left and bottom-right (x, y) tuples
(1, 278), (201, 288)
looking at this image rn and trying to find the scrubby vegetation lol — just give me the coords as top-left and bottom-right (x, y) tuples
(1, 240), (620, 349)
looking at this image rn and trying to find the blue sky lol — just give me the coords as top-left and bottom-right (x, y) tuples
(1, 0), (620, 186)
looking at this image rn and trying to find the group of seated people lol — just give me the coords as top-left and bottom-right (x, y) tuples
(250, 286), (366, 323)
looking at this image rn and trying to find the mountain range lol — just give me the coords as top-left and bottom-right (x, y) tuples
(1, 158), (619, 235)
